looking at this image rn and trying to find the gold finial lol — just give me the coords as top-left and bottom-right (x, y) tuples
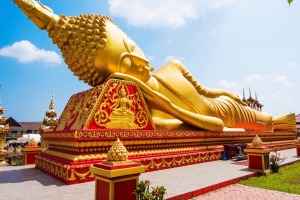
(49, 89), (54, 110)
(107, 138), (128, 161)
(12, 0), (59, 30)
(28, 137), (38, 146)
(252, 135), (263, 147)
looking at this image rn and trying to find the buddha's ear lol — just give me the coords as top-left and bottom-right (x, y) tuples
(128, 54), (149, 67)
(118, 52), (149, 72)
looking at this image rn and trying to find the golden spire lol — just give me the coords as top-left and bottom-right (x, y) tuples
(0, 82), (6, 124)
(107, 138), (128, 161)
(49, 89), (54, 110)
(41, 90), (58, 131)
(252, 135), (263, 147)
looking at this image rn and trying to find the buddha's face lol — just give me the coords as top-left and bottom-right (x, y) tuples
(94, 21), (152, 83)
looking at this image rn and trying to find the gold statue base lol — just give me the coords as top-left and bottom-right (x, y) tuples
(35, 128), (296, 184)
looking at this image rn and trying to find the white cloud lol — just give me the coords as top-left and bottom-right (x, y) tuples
(283, 61), (297, 68)
(211, 24), (221, 35)
(217, 79), (239, 88)
(146, 55), (155, 61)
(164, 56), (186, 62)
(244, 73), (269, 82)
(108, 0), (235, 28)
(273, 75), (294, 86)
(0, 40), (62, 65)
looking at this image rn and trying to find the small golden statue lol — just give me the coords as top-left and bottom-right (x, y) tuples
(13, 0), (296, 132)
(106, 85), (138, 129)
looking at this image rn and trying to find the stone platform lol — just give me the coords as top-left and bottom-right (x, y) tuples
(36, 129), (296, 184)
(1, 148), (300, 200)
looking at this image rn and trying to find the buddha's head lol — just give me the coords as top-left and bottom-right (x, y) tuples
(94, 20), (153, 84)
(120, 85), (127, 98)
(49, 14), (153, 86)
(13, 0), (153, 87)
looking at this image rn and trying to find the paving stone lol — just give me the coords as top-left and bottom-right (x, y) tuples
(0, 148), (299, 200)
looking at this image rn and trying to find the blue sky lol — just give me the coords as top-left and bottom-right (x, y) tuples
(0, 0), (299, 122)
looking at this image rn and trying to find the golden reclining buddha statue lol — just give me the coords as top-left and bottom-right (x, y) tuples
(13, 0), (296, 132)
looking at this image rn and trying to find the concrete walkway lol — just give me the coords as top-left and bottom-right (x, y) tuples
(0, 148), (299, 200)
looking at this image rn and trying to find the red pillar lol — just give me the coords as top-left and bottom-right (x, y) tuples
(90, 161), (145, 200)
(296, 143), (300, 157)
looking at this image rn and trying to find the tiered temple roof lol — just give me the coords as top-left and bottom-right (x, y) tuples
(242, 88), (263, 112)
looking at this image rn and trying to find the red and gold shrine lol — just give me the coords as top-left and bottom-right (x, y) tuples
(244, 135), (272, 174)
(35, 79), (296, 184)
(23, 146), (42, 165)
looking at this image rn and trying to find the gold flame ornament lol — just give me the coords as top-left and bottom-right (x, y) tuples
(28, 137), (38, 146)
(252, 135), (263, 147)
(107, 138), (128, 161)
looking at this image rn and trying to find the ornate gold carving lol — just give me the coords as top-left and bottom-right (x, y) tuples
(252, 135), (263, 147)
(35, 156), (69, 181)
(107, 138), (128, 161)
(93, 80), (150, 129)
(106, 84), (138, 129)
(36, 156), (96, 183)
(142, 152), (221, 171)
(55, 85), (102, 130)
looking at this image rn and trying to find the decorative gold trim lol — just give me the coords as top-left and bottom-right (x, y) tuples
(42, 149), (107, 161)
(244, 148), (272, 154)
(141, 152), (221, 171)
(90, 164), (145, 178)
(36, 156), (95, 182)
(42, 130), (296, 140)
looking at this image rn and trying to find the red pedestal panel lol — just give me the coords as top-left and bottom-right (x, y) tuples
(23, 146), (41, 165)
(114, 179), (136, 200)
(96, 179), (110, 200)
(248, 155), (263, 170)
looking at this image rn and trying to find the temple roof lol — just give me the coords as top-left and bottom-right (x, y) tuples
(296, 114), (300, 129)
(6, 117), (42, 130)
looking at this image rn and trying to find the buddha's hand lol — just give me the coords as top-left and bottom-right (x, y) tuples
(225, 91), (247, 106)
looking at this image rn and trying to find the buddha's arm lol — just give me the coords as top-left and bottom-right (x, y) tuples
(111, 72), (224, 131)
(164, 60), (246, 105)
